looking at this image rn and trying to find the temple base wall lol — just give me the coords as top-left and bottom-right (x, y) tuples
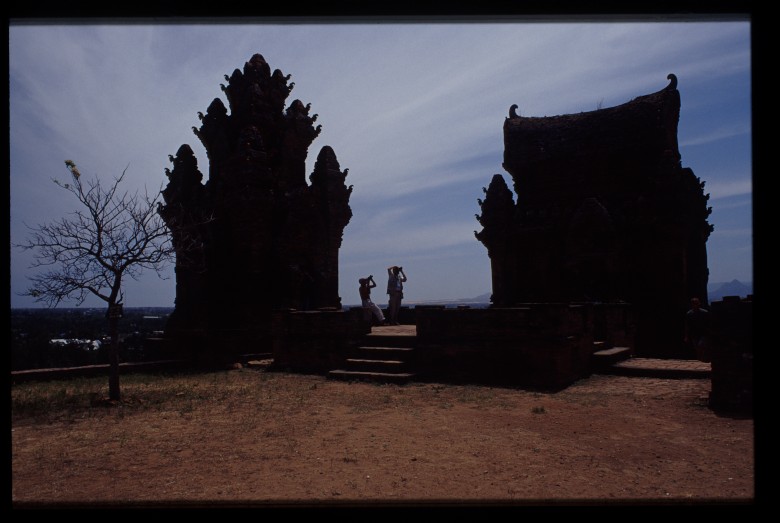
(414, 304), (597, 390)
(708, 297), (753, 415)
(270, 308), (370, 374)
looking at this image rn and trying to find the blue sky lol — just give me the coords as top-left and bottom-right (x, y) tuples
(9, 19), (752, 308)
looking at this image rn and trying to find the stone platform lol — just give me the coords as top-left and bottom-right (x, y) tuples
(368, 324), (417, 336)
(359, 324), (711, 382)
(595, 357), (711, 379)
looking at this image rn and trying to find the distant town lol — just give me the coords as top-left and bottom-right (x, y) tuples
(10, 307), (171, 371)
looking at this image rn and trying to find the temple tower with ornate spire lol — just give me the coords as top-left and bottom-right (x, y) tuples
(158, 54), (353, 360)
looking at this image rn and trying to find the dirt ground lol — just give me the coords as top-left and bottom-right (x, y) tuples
(11, 366), (754, 508)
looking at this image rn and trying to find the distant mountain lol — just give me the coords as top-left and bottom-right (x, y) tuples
(371, 283), (752, 308)
(708, 280), (753, 302)
(457, 292), (492, 304)
(405, 292), (492, 306)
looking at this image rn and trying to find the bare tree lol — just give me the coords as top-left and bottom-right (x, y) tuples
(16, 160), (174, 401)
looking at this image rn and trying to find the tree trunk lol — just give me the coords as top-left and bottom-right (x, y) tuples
(108, 313), (121, 401)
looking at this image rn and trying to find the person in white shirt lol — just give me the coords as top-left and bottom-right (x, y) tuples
(386, 265), (407, 325)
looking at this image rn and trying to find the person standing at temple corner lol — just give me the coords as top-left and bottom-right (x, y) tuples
(359, 276), (387, 326)
(386, 265), (407, 325)
(684, 297), (711, 362)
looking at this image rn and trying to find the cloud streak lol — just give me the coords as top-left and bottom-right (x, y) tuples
(705, 179), (752, 200)
(680, 124), (751, 147)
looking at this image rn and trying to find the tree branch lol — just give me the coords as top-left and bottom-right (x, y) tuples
(16, 160), (176, 307)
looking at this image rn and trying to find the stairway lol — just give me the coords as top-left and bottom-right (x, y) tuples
(591, 340), (633, 371)
(328, 326), (416, 384)
(590, 340), (710, 379)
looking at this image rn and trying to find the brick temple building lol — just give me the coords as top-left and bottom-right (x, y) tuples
(476, 74), (713, 357)
(158, 54), (353, 361)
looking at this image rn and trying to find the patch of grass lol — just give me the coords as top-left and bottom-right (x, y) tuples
(453, 385), (498, 406)
(557, 389), (611, 408)
(531, 405), (546, 414)
(11, 376), (107, 420)
(11, 370), (269, 423)
(11, 370), (530, 426)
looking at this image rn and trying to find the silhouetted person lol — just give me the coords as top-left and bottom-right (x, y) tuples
(684, 297), (711, 362)
(386, 265), (407, 325)
(359, 276), (387, 325)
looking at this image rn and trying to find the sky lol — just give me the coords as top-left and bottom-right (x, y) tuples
(8, 17), (753, 309)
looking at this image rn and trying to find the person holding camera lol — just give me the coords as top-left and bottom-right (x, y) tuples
(386, 265), (407, 325)
(359, 275), (387, 325)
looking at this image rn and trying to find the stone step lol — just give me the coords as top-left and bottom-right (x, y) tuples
(596, 357), (711, 379)
(363, 334), (417, 349)
(592, 346), (632, 365)
(328, 369), (415, 384)
(240, 352), (273, 365)
(245, 359), (274, 369)
(344, 358), (408, 373)
(354, 346), (415, 360)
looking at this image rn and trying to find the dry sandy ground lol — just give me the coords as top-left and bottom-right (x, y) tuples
(11, 367), (754, 508)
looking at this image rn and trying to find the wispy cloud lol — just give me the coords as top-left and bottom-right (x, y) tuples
(705, 179), (752, 199)
(9, 20), (752, 306)
(710, 228), (753, 239)
(680, 124), (751, 147)
(710, 195), (752, 211)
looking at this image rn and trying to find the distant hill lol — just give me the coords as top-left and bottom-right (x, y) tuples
(354, 283), (754, 309)
(404, 292), (492, 307)
(454, 285), (758, 305)
(457, 292), (492, 304)
(708, 280), (753, 302)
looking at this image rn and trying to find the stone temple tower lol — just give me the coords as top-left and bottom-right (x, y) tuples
(476, 75), (713, 357)
(158, 54), (353, 360)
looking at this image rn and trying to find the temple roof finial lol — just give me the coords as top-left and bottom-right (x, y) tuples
(666, 73), (677, 90)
